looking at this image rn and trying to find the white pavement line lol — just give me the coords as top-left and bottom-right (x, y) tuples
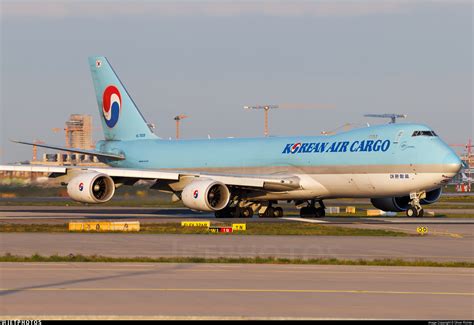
(0, 316), (371, 320)
(0, 215), (211, 220)
(282, 217), (328, 224)
(0, 216), (143, 220)
(373, 218), (474, 224)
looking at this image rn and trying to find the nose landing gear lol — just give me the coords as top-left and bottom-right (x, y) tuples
(406, 192), (425, 217)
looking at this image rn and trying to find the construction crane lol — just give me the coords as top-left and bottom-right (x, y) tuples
(450, 138), (473, 153)
(450, 139), (473, 191)
(244, 103), (334, 137)
(450, 138), (473, 166)
(243, 105), (277, 137)
(32, 139), (45, 162)
(321, 123), (353, 136)
(364, 113), (407, 124)
(321, 122), (370, 135)
(174, 114), (188, 139)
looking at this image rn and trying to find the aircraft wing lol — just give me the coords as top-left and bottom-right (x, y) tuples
(11, 140), (125, 160)
(0, 165), (301, 191)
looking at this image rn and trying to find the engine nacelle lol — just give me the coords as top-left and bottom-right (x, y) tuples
(67, 172), (115, 204)
(370, 196), (410, 212)
(420, 188), (442, 205)
(181, 179), (230, 212)
(371, 188), (442, 212)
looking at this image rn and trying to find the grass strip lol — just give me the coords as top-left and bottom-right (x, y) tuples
(439, 196), (474, 203)
(0, 253), (472, 268)
(0, 222), (409, 236)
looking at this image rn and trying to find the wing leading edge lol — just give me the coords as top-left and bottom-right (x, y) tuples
(11, 140), (125, 160)
(0, 164), (300, 191)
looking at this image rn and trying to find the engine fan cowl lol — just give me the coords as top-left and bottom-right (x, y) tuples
(420, 188), (442, 205)
(181, 179), (230, 212)
(370, 187), (443, 212)
(67, 172), (115, 204)
(370, 196), (410, 212)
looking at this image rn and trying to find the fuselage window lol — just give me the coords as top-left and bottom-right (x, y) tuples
(412, 130), (437, 137)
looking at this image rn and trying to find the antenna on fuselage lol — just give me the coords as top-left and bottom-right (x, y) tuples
(364, 113), (407, 124)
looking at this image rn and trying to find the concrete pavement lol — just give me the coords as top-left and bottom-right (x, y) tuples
(1, 233), (472, 262)
(1, 263), (472, 319)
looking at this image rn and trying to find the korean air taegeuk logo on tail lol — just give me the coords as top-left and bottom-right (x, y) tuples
(102, 85), (121, 128)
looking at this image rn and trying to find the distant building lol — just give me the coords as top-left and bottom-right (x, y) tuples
(0, 114), (106, 185)
(65, 114), (94, 150)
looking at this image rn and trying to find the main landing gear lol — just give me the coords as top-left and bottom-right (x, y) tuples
(215, 201), (286, 219)
(259, 205), (284, 218)
(406, 192), (425, 218)
(299, 199), (326, 218)
(215, 206), (254, 218)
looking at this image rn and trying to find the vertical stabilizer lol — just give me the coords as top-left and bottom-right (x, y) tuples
(88, 56), (157, 141)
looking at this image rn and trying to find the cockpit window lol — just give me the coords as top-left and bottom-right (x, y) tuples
(412, 130), (437, 137)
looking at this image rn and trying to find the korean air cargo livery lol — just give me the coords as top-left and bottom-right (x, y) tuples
(1, 57), (462, 218)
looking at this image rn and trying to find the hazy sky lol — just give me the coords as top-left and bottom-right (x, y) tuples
(1, 0), (472, 163)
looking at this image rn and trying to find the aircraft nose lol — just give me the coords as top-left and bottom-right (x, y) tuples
(442, 147), (462, 174)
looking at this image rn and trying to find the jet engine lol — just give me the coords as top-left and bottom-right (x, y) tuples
(370, 196), (410, 212)
(67, 172), (115, 204)
(181, 179), (230, 211)
(420, 187), (442, 205)
(370, 188), (442, 212)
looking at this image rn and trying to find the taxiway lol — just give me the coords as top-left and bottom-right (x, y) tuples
(1, 263), (472, 319)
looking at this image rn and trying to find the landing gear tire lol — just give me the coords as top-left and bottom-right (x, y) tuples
(273, 207), (284, 218)
(300, 207), (314, 218)
(230, 207), (241, 218)
(406, 207), (424, 218)
(406, 207), (417, 217)
(215, 208), (231, 218)
(240, 207), (254, 218)
(259, 206), (284, 218)
(216, 207), (253, 218)
(299, 200), (326, 218)
(315, 207), (326, 218)
(261, 207), (274, 218)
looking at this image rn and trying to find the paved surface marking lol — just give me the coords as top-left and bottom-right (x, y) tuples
(1, 287), (472, 296)
(282, 217), (328, 223)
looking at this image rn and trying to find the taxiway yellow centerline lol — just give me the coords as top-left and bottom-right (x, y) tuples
(1, 268), (473, 277)
(0, 287), (472, 296)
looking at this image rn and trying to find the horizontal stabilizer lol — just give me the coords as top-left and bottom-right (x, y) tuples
(11, 140), (125, 160)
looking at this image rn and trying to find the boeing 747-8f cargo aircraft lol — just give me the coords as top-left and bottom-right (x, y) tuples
(0, 57), (462, 218)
